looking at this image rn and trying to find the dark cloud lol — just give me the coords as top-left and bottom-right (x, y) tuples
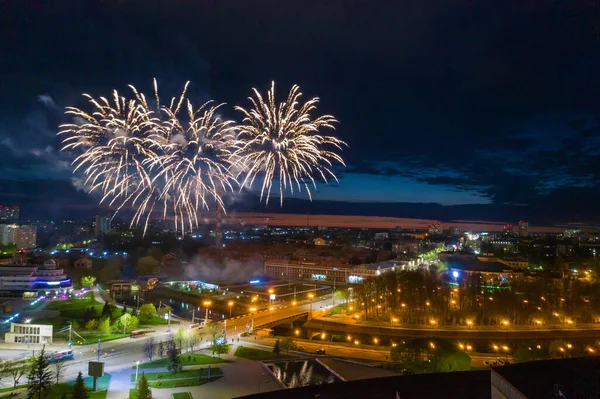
(1, 0), (600, 223)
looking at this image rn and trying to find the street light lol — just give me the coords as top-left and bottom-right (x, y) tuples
(308, 293), (314, 318)
(294, 329), (300, 336)
(249, 307), (257, 332)
(203, 301), (212, 325)
(135, 360), (140, 382)
(466, 320), (473, 327)
(228, 301), (234, 317)
(373, 338), (378, 344)
(429, 319), (437, 325)
(501, 320), (509, 326)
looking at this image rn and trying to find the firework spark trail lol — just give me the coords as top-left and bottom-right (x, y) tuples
(233, 81), (346, 205)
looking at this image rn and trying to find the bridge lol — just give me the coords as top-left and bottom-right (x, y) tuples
(254, 312), (309, 330)
(304, 318), (600, 341)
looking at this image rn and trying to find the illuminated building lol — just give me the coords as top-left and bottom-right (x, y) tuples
(0, 206), (19, 221)
(15, 225), (36, 249)
(518, 221), (529, 237)
(94, 215), (111, 238)
(263, 259), (415, 283)
(0, 224), (37, 249)
(0, 259), (72, 298)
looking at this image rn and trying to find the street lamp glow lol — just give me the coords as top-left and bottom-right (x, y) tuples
(429, 342), (435, 349)
(392, 317), (399, 323)
(250, 307), (257, 312)
(308, 293), (314, 299)
(534, 320), (542, 325)
(347, 335), (352, 341)
(268, 289), (274, 294)
(401, 303), (406, 308)
(566, 319), (574, 324)
(429, 319), (437, 325)
(228, 301), (234, 306)
(321, 332), (326, 340)
(348, 306), (353, 311)
(425, 301), (430, 306)
(459, 343), (464, 349)
(354, 340), (360, 345)
(392, 343), (397, 347)
(292, 301), (297, 306)
(587, 347), (595, 353)
(493, 345), (499, 350)
(466, 345), (472, 351)
(203, 301), (212, 306)
(502, 345), (509, 351)
(567, 343), (572, 349)
(466, 320), (473, 326)
(269, 307), (274, 311)
(294, 329), (300, 336)
(501, 320), (509, 326)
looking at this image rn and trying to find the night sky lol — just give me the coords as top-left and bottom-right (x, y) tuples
(1, 0), (599, 225)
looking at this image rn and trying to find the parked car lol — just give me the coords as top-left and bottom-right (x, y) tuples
(316, 348), (326, 354)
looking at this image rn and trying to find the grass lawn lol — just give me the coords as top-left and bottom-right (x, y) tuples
(48, 373), (111, 399)
(137, 354), (229, 369)
(76, 332), (128, 344)
(133, 368), (223, 382)
(139, 316), (169, 326)
(329, 303), (347, 315)
(148, 377), (220, 388)
(234, 346), (289, 361)
(172, 393), (193, 399)
(0, 385), (27, 393)
(45, 292), (103, 316)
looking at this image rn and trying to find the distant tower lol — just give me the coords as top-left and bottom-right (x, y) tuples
(518, 221), (529, 237)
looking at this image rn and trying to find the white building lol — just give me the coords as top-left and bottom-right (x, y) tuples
(0, 259), (72, 298)
(5, 322), (53, 344)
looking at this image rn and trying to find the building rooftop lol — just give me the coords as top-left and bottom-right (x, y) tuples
(493, 356), (600, 398)
(237, 370), (491, 399)
(317, 357), (399, 381)
(445, 256), (514, 273)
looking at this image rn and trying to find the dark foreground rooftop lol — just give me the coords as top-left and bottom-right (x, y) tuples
(493, 356), (600, 398)
(237, 370), (491, 399)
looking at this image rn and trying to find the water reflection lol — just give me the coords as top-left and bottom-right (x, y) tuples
(268, 360), (341, 388)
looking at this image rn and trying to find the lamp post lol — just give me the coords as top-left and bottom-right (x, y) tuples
(268, 289), (274, 307)
(203, 301), (212, 325)
(250, 307), (257, 332)
(228, 301), (234, 318)
(308, 293), (314, 320)
(135, 360), (140, 383)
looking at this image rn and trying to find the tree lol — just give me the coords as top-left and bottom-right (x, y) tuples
(71, 371), (89, 399)
(174, 328), (187, 351)
(84, 319), (98, 330)
(188, 329), (200, 354)
(139, 304), (158, 319)
(273, 339), (281, 355)
(280, 337), (294, 355)
(157, 305), (171, 318)
(101, 302), (111, 318)
(158, 341), (164, 359)
(116, 314), (139, 334)
(166, 343), (181, 373)
(80, 276), (96, 289)
(8, 362), (27, 393)
(136, 256), (158, 276)
(98, 317), (111, 336)
(137, 372), (152, 399)
(433, 351), (471, 372)
(27, 347), (53, 399)
(143, 338), (155, 362)
(54, 361), (65, 385)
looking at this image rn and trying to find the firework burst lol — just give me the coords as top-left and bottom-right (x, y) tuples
(233, 81), (346, 205)
(155, 99), (237, 233)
